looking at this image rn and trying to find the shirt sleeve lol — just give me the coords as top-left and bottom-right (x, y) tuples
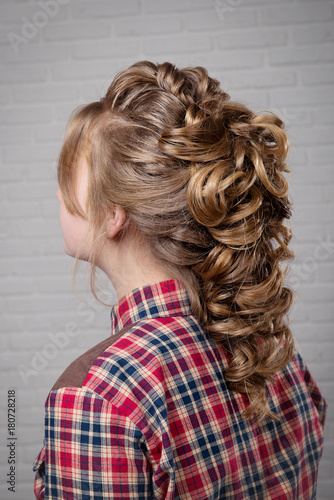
(35, 387), (153, 499)
(33, 445), (46, 499)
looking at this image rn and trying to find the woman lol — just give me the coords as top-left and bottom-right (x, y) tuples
(33, 61), (326, 499)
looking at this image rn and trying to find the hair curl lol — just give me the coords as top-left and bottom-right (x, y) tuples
(58, 61), (295, 423)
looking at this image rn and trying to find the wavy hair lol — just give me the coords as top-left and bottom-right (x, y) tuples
(58, 61), (295, 423)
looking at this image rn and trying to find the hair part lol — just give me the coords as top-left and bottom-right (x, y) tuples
(58, 60), (295, 424)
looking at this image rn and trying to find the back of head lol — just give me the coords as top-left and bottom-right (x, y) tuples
(58, 60), (295, 423)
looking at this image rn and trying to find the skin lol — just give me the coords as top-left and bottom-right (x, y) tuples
(57, 158), (91, 260)
(57, 156), (173, 300)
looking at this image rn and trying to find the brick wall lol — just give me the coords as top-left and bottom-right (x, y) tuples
(0, 0), (333, 498)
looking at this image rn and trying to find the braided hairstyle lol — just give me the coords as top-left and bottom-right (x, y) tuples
(58, 61), (295, 423)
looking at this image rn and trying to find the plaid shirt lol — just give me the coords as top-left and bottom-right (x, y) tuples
(33, 279), (326, 499)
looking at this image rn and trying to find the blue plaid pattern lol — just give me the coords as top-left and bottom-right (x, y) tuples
(34, 279), (327, 499)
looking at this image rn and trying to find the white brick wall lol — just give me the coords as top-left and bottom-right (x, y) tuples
(0, 0), (333, 498)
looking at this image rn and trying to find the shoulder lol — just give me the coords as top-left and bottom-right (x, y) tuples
(89, 314), (205, 374)
(51, 322), (138, 391)
(97, 315), (208, 373)
(51, 314), (206, 393)
(81, 315), (208, 412)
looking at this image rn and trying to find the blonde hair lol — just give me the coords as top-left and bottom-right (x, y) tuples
(58, 61), (295, 423)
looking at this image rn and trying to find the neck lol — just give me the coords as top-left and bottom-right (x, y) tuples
(97, 230), (174, 300)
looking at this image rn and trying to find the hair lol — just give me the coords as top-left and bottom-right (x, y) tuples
(58, 60), (295, 423)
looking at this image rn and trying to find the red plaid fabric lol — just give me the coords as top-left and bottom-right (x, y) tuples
(33, 279), (326, 499)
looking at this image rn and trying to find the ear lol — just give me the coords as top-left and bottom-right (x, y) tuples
(106, 205), (127, 239)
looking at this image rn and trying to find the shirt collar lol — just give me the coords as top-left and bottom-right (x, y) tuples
(110, 279), (193, 334)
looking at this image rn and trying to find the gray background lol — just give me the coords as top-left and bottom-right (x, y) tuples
(0, 0), (333, 498)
